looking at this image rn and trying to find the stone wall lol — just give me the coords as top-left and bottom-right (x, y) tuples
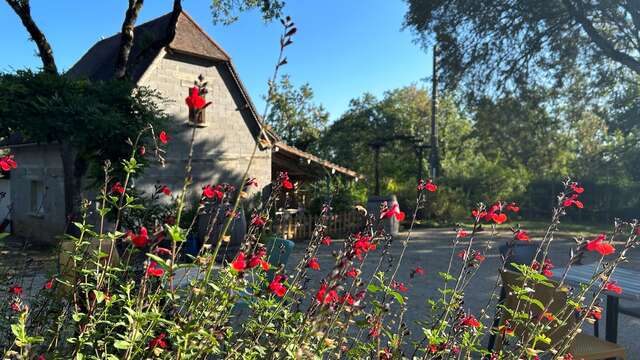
(136, 49), (271, 204)
(9, 144), (66, 245)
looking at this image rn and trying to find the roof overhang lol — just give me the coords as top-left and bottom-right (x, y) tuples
(271, 141), (363, 181)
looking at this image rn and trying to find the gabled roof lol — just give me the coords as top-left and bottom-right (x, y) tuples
(67, 11), (229, 82)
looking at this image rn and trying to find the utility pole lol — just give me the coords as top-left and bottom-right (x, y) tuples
(429, 44), (439, 179)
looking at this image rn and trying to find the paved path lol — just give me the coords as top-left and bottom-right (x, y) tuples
(288, 226), (640, 356)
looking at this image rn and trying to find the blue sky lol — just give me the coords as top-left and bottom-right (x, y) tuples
(0, 0), (432, 120)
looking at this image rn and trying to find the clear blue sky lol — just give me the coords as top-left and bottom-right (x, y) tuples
(0, 0), (432, 120)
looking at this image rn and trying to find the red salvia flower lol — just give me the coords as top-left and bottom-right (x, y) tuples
(231, 251), (247, 272)
(491, 212), (507, 224)
(44, 279), (54, 290)
(563, 194), (584, 208)
(542, 312), (556, 321)
(341, 292), (355, 305)
(307, 257), (320, 270)
(160, 185), (171, 196)
(10, 302), (20, 312)
(269, 274), (287, 297)
(139, 145), (146, 156)
(380, 203), (406, 222)
(185, 86), (207, 110)
(128, 226), (149, 248)
(321, 236), (332, 246)
(316, 283), (339, 304)
(159, 130), (169, 144)
(9, 285), (22, 296)
(248, 254), (270, 271)
(146, 262), (164, 277)
(604, 281), (622, 294)
(570, 182), (585, 194)
(111, 182), (125, 194)
(37, 355), (45, 360)
(251, 215), (267, 227)
(460, 315), (481, 328)
(346, 267), (359, 278)
(456, 229), (469, 238)
(586, 234), (615, 256)
(418, 179), (438, 192)
(515, 230), (530, 241)
(148, 333), (167, 349)
(471, 209), (487, 219)
(505, 202), (520, 212)
(411, 266), (425, 278)
(391, 281), (408, 292)
(202, 184), (224, 201)
(0, 155), (17, 172)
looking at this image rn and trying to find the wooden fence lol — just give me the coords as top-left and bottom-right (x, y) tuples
(273, 210), (363, 241)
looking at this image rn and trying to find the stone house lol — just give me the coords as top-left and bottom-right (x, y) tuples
(2, 11), (359, 245)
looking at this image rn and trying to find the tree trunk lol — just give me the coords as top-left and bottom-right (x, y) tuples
(114, 0), (145, 79)
(5, 0), (57, 74)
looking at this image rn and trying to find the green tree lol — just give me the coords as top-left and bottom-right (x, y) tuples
(404, 0), (640, 94)
(265, 75), (329, 151)
(210, 0), (285, 24)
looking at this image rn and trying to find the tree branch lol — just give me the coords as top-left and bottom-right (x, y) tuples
(5, 0), (57, 74)
(563, 0), (640, 75)
(114, 0), (145, 79)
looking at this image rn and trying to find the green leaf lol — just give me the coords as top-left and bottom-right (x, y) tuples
(367, 284), (381, 293)
(92, 290), (105, 304)
(0, 232), (8, 240)
(113, 340), (131, 350)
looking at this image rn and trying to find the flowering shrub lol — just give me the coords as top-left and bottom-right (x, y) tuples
(2, 18), (639, 360)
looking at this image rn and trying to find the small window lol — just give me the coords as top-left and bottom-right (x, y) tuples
(30, 180), (44, 216)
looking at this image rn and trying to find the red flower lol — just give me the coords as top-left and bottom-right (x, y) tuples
(505, 202), (520, 213)
(491, 212), (507, 224)
(353, 233), (376, 260)
(10, 302), (20, 312)
(532, 259), (554, 277)
(159, 130), (169, 144)
(563, 194), (584, 209)
(231, 251), (247, 272)
(148, 333), (167, 349)
(9, 285), (22, 296)
(128, 226), (149, 248)
(586, 234), (615, 256)
(146, 261), (164, 277)
(321, 236), (332, 246)
(515, 230), (530, 241)
(570, 182), (585, 194)
(160, 185), (171, 196)
(185, 86), (207, 110)
(471, 209), (487, 219)
(341, 292), (355, 305)
(316, 283), (339, 304)
(604, 281), (622, 294)
(307, 257), (320, 271)
(418, 179), (438, 192)
(139, 145), (146, 156)
(380, 203), (406, 222)
(391, 281), (408, 292)
(269, 274), (287, 297)
(251, 215), (267, 227)
(44, 279), (54, 290)
(474, 253), (486, 262)
(461, 315), (481, 328)
(111, 182), (125, 194)
(456, 229), (469, 238)
(0, 155), (17, 172)
(278, 172), (294, 190)
(37, 355), (45, 360)
(248, 252), (270, 271)
(346, 267), (359, 278)
(411, 266), (425, 278)
(202, 184), (224, 201)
